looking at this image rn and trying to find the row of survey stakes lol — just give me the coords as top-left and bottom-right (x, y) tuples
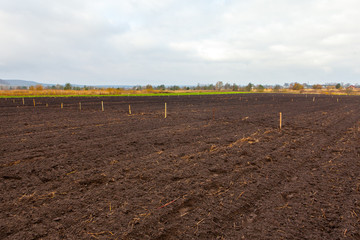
(29, 98), (168, 118)
(29, 98), (285, 130)
(21, 95), (342, 130)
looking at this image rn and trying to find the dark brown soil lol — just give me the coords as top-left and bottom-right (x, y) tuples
(1, 94), (360, 239)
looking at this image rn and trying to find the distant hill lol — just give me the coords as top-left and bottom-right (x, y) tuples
(0, 79), (9, 86)
(2, 79), (53, 87)
(0, 79), (135, 89)
(0, 79), (190, 89)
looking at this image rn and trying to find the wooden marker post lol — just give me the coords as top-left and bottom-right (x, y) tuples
(79, 102), (81, 111)
(279, 112), (282, 130)
(313, 97), (315, 102)
(22, 98), (25, 105)
(337, 98), (339, 103)
(33, 99), (35, 107)
(129, 105), (131, 115)
(165, 103), (167, 118)
(46, 103), (48, 107)
(101, 101), (104, 111)
(61, 103), (63, 109)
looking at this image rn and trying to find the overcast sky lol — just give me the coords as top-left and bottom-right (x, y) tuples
(1, 0), (360, 86)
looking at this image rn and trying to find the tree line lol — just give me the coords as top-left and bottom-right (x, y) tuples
(2, 81), (358, 92)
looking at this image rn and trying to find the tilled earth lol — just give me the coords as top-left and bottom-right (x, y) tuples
(1, 94), (360, 239)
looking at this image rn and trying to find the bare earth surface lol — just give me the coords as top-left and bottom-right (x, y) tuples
(1, 94), (360, 239)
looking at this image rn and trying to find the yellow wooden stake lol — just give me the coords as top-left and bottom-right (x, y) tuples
(165, 102), (167, 118)
(22, 98), (25, 105)
(33, 99), (35, 107)
(79, 102), (81, 111)
(129, 105), (131, 115)
(279, 112), (282, 130)
(337, 98), (339, 103)
(61, 103), (63, 109)
(46, 103), (48, 107)
(101, 101), (104, 111)
(313, 97), (315, 102)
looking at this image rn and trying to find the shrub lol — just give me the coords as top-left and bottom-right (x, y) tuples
(257, 85), (265, 92)
(312, 84), (322, 90)
(291, 83), (304, 90)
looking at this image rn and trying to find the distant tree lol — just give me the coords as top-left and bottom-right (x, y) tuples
(204, 84), (215, 90)
(156, 84), (166, 90)
(133, 85), (142, 90)
(169, 85), (180, 90)
(345, 87), (353, 95)
(335, 83), (342, 89)
(303, 83), (310, 89)
(29, 86), (35, 91)
(256, 84), (265, 92)
(273, 85), (281, 92)
(245, 83), (253, 92)
(224, 83), (231, 90)
(145, 84), (153, 90)
(64, 83), (72, 90)
(232, 83), (239, 91)
(34, 84), (43, 90)
(291, 83), (304, 90)
(215, 81), (224, 91)
(312, 84), (322, 90)
(54, 84), (63, 90)
(325, 86), (333, 92)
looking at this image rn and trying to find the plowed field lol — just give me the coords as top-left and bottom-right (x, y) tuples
(1, 94), (360, 239)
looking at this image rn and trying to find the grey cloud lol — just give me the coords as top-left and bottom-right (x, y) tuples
(0, 0), (359, 85)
